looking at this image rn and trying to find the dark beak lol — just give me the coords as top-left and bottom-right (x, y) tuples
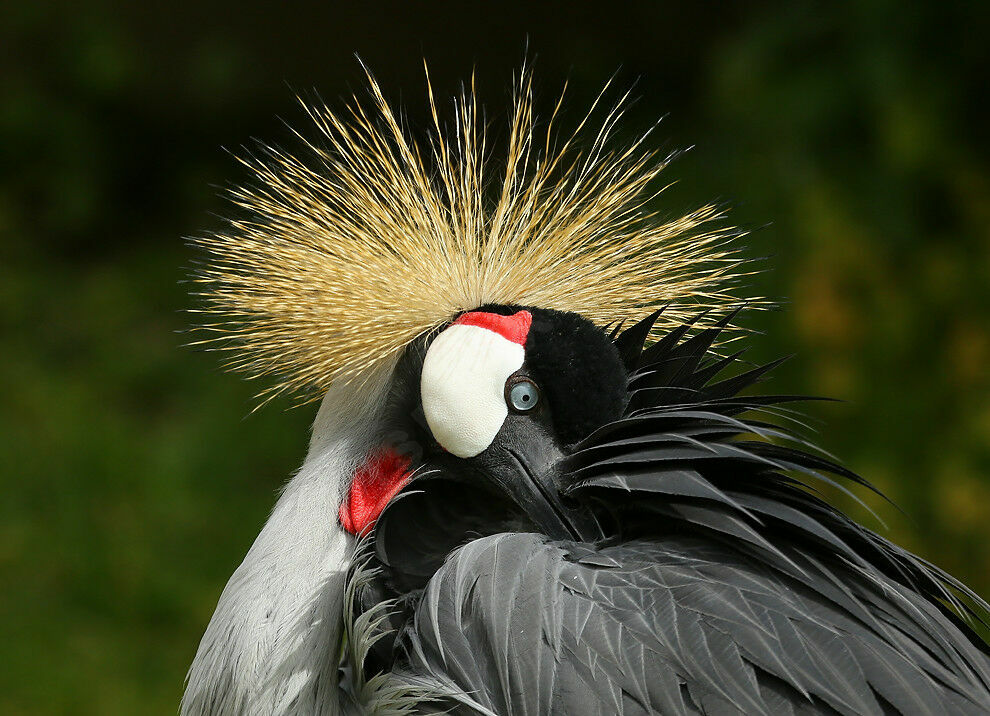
(468, 415), (603, 542)
(373, 414), (602, 591)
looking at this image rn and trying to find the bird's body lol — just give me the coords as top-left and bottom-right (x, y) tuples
(353, 313), (990, 715)
(182, 377), (379, 714)
(183, 68), (990, 715)
(390, 533), (985, 715)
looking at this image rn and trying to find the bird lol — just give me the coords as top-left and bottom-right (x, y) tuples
(182, 66), (990, 715)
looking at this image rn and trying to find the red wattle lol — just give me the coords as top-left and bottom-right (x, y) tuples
(454, 309), (533, 345)
(338, 448), (413, 536)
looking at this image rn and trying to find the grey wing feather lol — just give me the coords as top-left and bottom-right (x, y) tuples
(392, 533), (990, 715)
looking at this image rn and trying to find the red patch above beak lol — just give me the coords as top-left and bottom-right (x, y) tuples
(453, 309), (532, 345)
(338, 448), (413, 536)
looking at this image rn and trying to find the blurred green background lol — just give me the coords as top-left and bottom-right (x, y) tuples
(2, 1), (989, 712)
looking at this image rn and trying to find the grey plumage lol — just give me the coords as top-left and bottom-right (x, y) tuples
(386, 533), (989, 715)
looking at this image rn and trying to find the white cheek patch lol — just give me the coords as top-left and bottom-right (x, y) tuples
(420, 324), (525, 458)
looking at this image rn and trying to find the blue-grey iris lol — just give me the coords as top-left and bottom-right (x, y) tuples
(508, 379), (540, 412)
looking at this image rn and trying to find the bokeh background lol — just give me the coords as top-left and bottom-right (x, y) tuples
(3, 1), (989, 712)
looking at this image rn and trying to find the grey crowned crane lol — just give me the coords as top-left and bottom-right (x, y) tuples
(183, 69), (990, 715)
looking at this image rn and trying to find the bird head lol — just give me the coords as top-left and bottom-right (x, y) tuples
(346, 305), (630, 590)
(191, 67), (759, 609)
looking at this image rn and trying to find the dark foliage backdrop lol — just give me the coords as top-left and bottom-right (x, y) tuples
(2, 1), (988, 712)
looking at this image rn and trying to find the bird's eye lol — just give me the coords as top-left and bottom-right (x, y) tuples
(507, 378), (540, 412)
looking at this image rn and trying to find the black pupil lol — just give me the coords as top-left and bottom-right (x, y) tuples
(510, 381), (537, 411)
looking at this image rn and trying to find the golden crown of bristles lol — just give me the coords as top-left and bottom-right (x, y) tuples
(190, 66), (757, 403)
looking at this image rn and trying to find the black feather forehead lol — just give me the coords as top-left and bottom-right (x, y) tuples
(467, 304), (629, 445)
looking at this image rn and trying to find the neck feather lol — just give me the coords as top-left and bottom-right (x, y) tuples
(182, 373), (391, 715)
